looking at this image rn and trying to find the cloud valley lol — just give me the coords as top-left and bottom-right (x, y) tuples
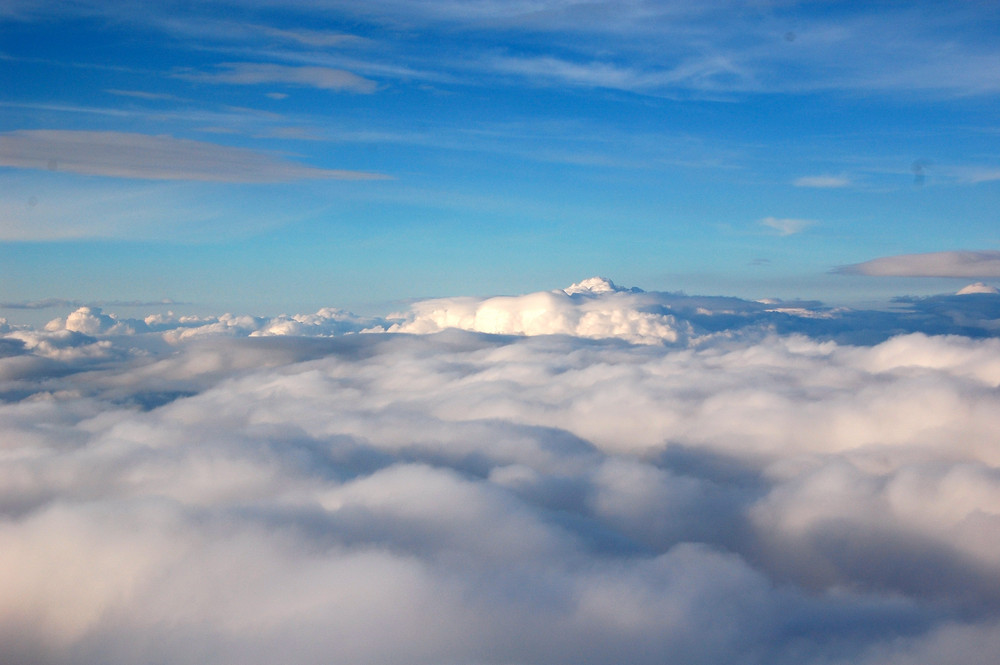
(2, 278), (1000, 664)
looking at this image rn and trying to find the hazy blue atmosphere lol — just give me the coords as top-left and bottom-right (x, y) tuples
(3, 3), (1000, 665)
(2, 0), (999, 318)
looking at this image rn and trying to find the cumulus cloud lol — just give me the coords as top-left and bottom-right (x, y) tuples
(3, 278), (1000, 664)
(0, 130), (387, 182)
(383, 278), (690, 344)
(837, 250), (1000, 278)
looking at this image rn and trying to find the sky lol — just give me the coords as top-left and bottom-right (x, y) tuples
(1, 0), (999, 318)
(3, 5), (1000, 663)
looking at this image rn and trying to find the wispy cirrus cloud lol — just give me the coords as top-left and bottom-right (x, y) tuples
(794, 174), (851, 188)
(177, 63), (378, 93)
(0, 130), (387, 182)
(488, 53), (757, 94)
(760, 216), (815, 236)
(837, 250), (1000, 278)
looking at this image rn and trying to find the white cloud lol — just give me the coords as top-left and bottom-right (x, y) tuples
(760, 216), (815, 236)
(381, 279), (689, 344)
(0, 130), (387, 182)
(4, 279), (1000, 663)
(179, 63), (378, 93)
(837, 250), (1000, 278)
(957, 282), (1000, 295)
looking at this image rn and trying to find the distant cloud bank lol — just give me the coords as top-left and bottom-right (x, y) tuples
(3, 278), (1000, 664)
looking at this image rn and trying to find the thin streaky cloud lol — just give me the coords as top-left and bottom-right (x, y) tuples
(258, 26), (373, 48)
(0, 298), (179, 310)
(794, 175), (850, 188)
(104, 89), (185, 101)
(177, 63), (378, 93)
(836, 251), (1000, 278)
(488, 54), (757, 94)
(0, 130), (389, 182)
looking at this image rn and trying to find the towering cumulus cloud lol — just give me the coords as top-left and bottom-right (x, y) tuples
(2, 279), (1000, 664)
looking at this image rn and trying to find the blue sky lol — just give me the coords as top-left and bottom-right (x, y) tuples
(2, 0), (1000, 317)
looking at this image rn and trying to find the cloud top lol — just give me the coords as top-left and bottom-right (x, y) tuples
(383, 279), (688, 344)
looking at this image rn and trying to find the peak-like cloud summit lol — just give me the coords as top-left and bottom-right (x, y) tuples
(562, 276), (642, 295)
(957, 282), (1000, 295)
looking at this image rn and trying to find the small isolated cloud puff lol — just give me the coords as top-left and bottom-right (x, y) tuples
(180, 63), (378, 93)
(793, 175), (850, 188)
(760, 216), (814, 236)
(0, 130), (388, 182)
(837, 250), (1000, 278)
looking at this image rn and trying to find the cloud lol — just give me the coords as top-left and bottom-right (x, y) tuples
(179, 63), (378, 93)
(0, 130), (387, 182)
(9, 0), (1000, 100)
(4, 279), (1000, 663)
(382, 278), (690, 344)
(488, 54), (757, 95)
(760, 216), (815, 236)
(837, 250), (1000, 278)
(957, 282), (1000, 295)
(27, 277), (1000, 351)
(794, 175), (850, 188)
(103, 88), (184, 101)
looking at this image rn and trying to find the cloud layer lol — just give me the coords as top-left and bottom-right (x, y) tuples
(3, 279), (1000, 664)
(0, 130), (387, 182)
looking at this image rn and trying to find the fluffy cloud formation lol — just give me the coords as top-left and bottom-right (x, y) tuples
(3, 279), (1000, 664)
(837, 250), (1000, 278)
(0, 130), (387, 182)
(384, 278), (688, 344)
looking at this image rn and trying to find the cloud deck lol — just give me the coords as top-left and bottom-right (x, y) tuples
(2, 279), (1000, 664)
